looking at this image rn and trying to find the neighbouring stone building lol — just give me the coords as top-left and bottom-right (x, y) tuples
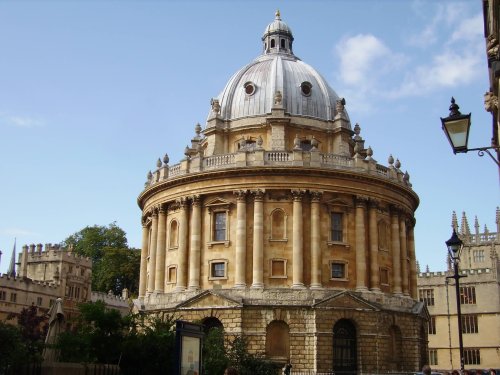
(135, 12), (426, 373)
(417, 209), (500, 371)
(0, 243), (129, 325)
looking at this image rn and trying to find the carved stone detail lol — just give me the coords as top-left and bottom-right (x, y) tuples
(484, 91), (498, 113)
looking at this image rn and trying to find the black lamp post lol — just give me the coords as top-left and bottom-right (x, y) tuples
(441, 97), (500, 167)
(445, 230), (465, 373)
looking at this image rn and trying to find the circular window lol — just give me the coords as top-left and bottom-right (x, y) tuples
(244, 82), (256, 95)
(300, 81), (312, 96)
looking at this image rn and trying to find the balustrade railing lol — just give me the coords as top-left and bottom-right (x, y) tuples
(145, 150), (410, 189)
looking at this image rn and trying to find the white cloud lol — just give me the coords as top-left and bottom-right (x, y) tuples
(408, 2), (471, 47)
(336, 34), (403, 87)
(0, 112), (45, 128)
(333, 5), (484, 107)
(450, 13), (483, 43)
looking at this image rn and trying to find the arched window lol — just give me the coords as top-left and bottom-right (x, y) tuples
(389, 325), (403, 371)
(266, 320), (289, 359)
(270, 209), (287, 240)
(271, 39), (275, 48)
(281, 38), (285, 48)
(169, 220), (179, 249)
(333, 319), (357, 375)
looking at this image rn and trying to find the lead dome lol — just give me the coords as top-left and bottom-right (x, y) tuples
(208, 11), (349, 126)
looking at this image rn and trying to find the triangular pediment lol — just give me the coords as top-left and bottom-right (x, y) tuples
(412, 300), (430, 321)
(204, 197), (232, 208)
(313, 291), (379, 311)
(176, 290), (242, 309)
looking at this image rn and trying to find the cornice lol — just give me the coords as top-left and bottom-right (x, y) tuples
(138, 166), (419, 211)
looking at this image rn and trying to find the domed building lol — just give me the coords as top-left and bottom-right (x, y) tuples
(136, 12), (427, 373)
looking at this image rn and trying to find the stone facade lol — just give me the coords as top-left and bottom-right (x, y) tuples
(135, 12), (426, 373)
(417, 209), (500, 370)
(0, 243), (129, 324)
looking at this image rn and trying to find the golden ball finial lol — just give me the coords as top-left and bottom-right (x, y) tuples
(275, 9), (281, 19)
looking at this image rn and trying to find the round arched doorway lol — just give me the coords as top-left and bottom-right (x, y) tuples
(333, 319), (357, 375)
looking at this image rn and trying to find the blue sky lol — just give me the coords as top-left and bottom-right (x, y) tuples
(0, 0), (498, 274)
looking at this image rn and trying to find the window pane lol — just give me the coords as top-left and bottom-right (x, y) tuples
(214, 212), (226, 241)
(331, 263), (345, 278)
(331, 213), (343, 241)
(212, 262), (225, 278)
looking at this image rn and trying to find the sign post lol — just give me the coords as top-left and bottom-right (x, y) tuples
(175, 320), (204, 375)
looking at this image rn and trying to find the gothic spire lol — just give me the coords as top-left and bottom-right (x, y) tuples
(6, 238), (16, 277)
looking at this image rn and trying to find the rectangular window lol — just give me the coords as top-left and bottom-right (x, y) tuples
(270, 259), (286, 277)
(331, 213), (343, 242)
(331, 262), (346, 279)
(472, 250), (484, 263)
(36, 297), (43, 306)
(210, 262), (226, 279)
(10, 293), (17, 303)
(419, 288), (435, 306)
(429, 349), (438, 366)
(464, 348), (480, 365)
(428, 316), (436, 335)
(0, 290), (6, 301)
(460, 286), (476, 304)
(214, 212), (226, 241)
(462, 314), (478, 334)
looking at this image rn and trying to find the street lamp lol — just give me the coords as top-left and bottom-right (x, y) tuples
(445, 230), (465, 373)
(441, 97), (500, 167)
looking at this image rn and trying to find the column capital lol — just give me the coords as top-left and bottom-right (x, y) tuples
(233, 189), (248, 201)
(251, 189), (265, 201)
(310, 190), (323, 202)
(368, 198), (380, 209)
(389, 204), (404, 215)
(291, 189), (306, 201)
(191, 195), (202, 206)
(354, 195), (369, 207)
(158, 203), (167, 214)
(151, 206), (159, 217)
(176, 197), (189, 209)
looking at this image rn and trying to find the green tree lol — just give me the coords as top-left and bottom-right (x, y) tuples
(0, 321), (29, 370)
(203, 327), (228, 375)
(120, 314), (176, 375)
(62, 223), (139, 295)
(93, 247), (141, 295)
(57, 300), (126, 364)
(63, 222), (127, 263)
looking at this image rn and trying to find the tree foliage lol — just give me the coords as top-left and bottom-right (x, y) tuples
(0, 321), (29, 369)
(93, 247), (141, 295)
(62, 223), (139, 295)
(203, 327), (281, 375)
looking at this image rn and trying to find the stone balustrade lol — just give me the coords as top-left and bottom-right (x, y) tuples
(145, 149), (412, 190)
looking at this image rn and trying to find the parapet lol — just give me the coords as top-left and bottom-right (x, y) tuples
(20, 243), (92, 267)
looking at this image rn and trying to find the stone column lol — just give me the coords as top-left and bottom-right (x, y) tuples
(176, 199), (189, 291)
(234, 190), (247, 288)
(310, 191), (322, 289)
(399, 215), (409, 296)
(147, 208), (158, 293)
(355, 196), (368, 291)
(391, 207), (402, 295)
(188, 195), (202, 290)
(408, 220), (418, 299)
(251, 190), (265, 289)
(368, 200), (380, 292)
(138, 219), (149, 298)
(292, 190), (306, 289)
(154, 205), (167, 293)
